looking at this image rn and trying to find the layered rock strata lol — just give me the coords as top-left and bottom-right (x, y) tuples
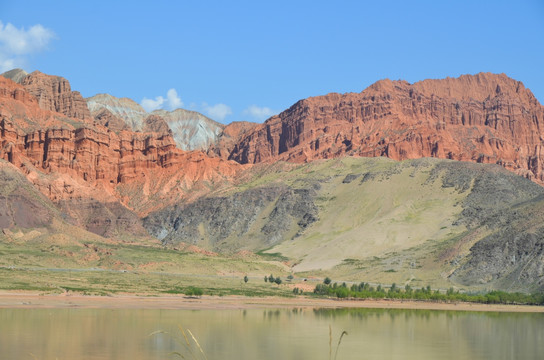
(227, 73), (544, 184)
(20, 71), (92, 121)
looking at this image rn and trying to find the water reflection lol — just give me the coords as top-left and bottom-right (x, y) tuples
(0, 307), (542, 359)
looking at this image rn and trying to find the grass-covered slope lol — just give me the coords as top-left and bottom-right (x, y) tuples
(145, 157), (544, 292)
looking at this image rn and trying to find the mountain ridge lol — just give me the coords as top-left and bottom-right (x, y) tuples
(224, 72), (544, 184)
(2, 68), (544, 292)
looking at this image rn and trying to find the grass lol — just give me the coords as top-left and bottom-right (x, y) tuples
(150, 325), (208, 360)
(256, 248), (289, 262)
(0, 231), (296, 296)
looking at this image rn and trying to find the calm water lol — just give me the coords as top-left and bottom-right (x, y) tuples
(1, 307), (542, 360)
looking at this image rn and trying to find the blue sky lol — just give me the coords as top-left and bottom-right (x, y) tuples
(1, 0), (543, 124)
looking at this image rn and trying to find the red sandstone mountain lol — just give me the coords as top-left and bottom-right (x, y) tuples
(20, 71), (92, 122)
(3, 69), (544, 237)
(225, 73), (544, 184)
(0, 74), (244, 222)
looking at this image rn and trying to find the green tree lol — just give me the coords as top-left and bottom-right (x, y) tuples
(268, 274), (275, 283)
(275, 277), (282, 285)
(244, 275), (249, 283)
(264, 275), (268, 283)
(336, 287), (349, 299)
(324, 277), (332, 285)
(185, 287), (203, 297)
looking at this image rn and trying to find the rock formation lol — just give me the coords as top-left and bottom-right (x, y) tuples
(0, 72), (245, 220)
(86, 93), (147, 131)
(208, 121), (259, 159)
(0, 117), (242, 209)
(1, 68), (28, 84)
(0, 75), (77, 132)
(20, 71), (92, 121)
(87, 93), (225, 151)
(151, 109), (224, 151)
(93, 108), (129, 132)
(226, 73), (544, 184)
(142, 114), (171, 135)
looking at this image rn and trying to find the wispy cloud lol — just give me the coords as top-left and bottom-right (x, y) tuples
(243, 105), (277, 122)
(202, 102), (232, 121)
(0, 21), (55, 72)
(141, 88), (183, 112)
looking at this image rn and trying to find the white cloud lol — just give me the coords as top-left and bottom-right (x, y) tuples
(141, 88), (183, 112)
(202, 102), (232, 121)
(141, 96), (165, 112)
(243, 105), (277, 122)
(166, 88), (182, 109)
(0, 21), (55, 72)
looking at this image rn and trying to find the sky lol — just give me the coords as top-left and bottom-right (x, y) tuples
(0, 0), (543, 124)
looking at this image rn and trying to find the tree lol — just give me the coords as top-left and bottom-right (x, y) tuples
(324, 277), (332, 285)
(264, 275), (268, 283)
(275, 277), (282, 285)
(359, 282), (366, 291)
(244, 275), (249, 283)
(268, 274), (275, 283)
(336, 287), (349, 299)
(185, 287), (203, 297)
(287, 274), (294, 281)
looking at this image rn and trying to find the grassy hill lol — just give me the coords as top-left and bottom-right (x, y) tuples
(146, 157), (544, 293)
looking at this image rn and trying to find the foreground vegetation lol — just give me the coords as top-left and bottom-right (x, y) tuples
(313, 280), (544, 305)
(0, 232), (542, 306)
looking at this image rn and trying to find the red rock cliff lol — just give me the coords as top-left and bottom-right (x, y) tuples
(21, 71), (92, 122)
(0, 73), (244, 215)
(227, 73), (544, 183)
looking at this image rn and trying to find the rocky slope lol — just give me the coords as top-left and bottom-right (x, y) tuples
(145, 157), (544, 292)
(208, 121), (259, 159)
(86, 93), (147, 131)
(225, 73), (544, 184)
(1, 68), (28, 84)
(151, 109), (224, 151)
(0, 160), (58, 229)
(144, 184), (318, 252)
(0, 72), (245, 235)
(86, 94), (226, 151)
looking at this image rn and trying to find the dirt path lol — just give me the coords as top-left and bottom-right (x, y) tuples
(0, 291), (543, 312)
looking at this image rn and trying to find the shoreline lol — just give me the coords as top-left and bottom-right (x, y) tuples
(0, 291), (543, 312)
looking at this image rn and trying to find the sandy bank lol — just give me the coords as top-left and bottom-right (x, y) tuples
(0, 291), (542, 312)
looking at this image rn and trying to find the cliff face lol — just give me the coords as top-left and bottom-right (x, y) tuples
(20, 71), (92, 122)
(0, 75), (88, 135)
(227, 73), (544, 184)
(208, 121), (259, 159)
(0, 72), (245, 221)
(0, 118), (242, 208)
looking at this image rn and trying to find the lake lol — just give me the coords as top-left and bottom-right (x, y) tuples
(1, 307), (542, 359)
